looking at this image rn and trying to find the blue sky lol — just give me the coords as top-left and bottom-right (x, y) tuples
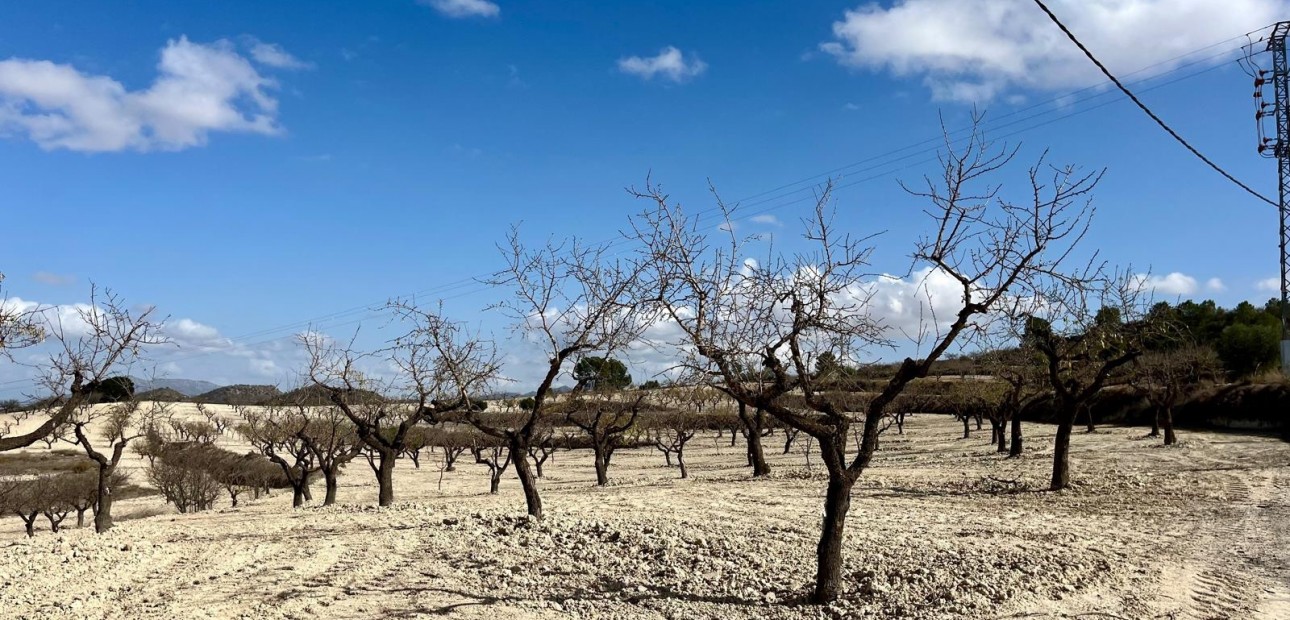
(1, 0), (1287, 395)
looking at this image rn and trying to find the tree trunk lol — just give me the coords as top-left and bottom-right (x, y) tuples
(593, 442), (610, 486)
(961, 415), (971, 439)
(812, 467), (856, 603)
(747, 429), (770, 477)
(677, 446), (688, 479)
(1083, 405), (1095, 433)
(896, 412), (905, 434)
(76, 508), (86, 528)
(663, 450), (673, 467)
(377, 449), (396, 507)
(1163, 405), (1177, 446)
(323, 468), (339, 506)
(291, 483), (306, 508)
(1050, 417), (1074, 491)
(512, 437), (543, 520)
(94, 464), (114, 533)
(783, 429), (798, 454)
(975, 412), (983, 430)
(1149, 406), (1161, 437)
(489, 471), (501, 494)
(1009, 416), (1023, 457)
(301, 481), (313, 502)
(23, 514), (36, 537)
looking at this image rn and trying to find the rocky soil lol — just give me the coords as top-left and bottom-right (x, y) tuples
(2, 412), (1289, 619)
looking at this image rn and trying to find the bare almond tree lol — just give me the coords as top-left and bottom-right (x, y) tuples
(69, 399), (171, 532)
(304, 301), (496, 507)
(627, 118), (1101, 603)
(977, 343), (1047, 457)
(441, 230), (648, 520)
(296, 404), (363, 505)
(647, 409), (699, 478)
(1005, 271), (1157, 490)
(1, 286), (165, 453)
(471, 436), (512, 494)
(2, 476), (44, 537)
(1134, 344), (1219, 446)
(564, 393), (643, 486)
(237, 404), (319, 507)
(0, 271), (44, 355)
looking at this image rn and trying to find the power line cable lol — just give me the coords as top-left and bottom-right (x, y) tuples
(1031, 0), (1276, 207)
(0, 32), (1270, 393)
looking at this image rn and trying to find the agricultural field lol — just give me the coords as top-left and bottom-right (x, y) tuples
(2, 408), (1287, 620)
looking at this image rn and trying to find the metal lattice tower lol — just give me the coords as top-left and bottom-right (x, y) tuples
(1267, 22), (1290, 373)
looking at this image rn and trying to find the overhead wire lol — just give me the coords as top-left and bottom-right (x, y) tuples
(1031, 0), (1276, 207)
(0, 28), (1273, 394)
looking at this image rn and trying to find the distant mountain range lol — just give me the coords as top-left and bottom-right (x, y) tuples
(193, 384), (281, 405)
(132, 378), (222, 397)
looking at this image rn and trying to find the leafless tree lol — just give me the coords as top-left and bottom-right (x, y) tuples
(68, 399), (170, 532)
(647, 410), (699, 478)
(0, 271), (44, 356)
(297, 404), (363, 505)
(977, 341), (1047, 457)
(564, 393), (643, 486)
(1134, 344), (1218, 445)
(1, 286), (165, 453)
(2, 476), (44, 537)
(304, 301), (494, 507)
(526, 422), (556, 478)
(41, 474), (76, 532)
(471, 438), (512, 494)
(402, 425), (432, 469)
(627, 117), (1101, 603)
(1005, 271), (1157, 490)
(148, 447), (222, 514)
(446, 230), (648, 520)
(237, 404), (319, 507)
(59, 471), (99, 528)
(195, 403), (232, 435)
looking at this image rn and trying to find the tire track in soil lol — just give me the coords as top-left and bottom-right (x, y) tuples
(1178, 466), (1260, 619)
(270, 522), (428, 619)
(103, 541), (229, 620)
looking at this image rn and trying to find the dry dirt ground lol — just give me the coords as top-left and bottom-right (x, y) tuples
(2, 410), (1289, 620)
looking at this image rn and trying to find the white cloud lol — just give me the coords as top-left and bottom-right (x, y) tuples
(248, 40), (313, 70)
(1256, 277), (1282, 293)
(618, 46), (707, 83)
(32, 271), (75, 286)
(420, 0), (500, 18)
(820, 0), (1288, 102)
(163, 317), (233, 352)
(1131, 272), (1199, 297)
(849, 267), (969, 341)
(750, 214), (782, 227)
(1205, 277), (1225, 292)
(0, 36), (291, 152)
